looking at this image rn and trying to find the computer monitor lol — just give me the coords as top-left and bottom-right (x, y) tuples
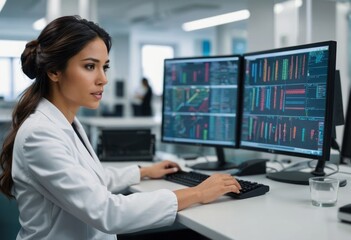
(341, 88), (351, 164)
(161, 55), (242, 170)
(240, 41), (337, 185)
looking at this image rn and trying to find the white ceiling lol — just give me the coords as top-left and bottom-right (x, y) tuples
(97, 0), (248, 32)
(0, 0), (249, 39)
(4, 0), (336, 40)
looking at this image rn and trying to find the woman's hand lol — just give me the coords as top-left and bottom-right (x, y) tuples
(194, 174), (241, 204)
(174, 173), (241, 210)
(140, 160), (180, 179)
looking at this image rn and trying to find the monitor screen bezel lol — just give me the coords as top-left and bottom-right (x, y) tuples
(161, 54), (243, 149)
(239, 41), (336, 162)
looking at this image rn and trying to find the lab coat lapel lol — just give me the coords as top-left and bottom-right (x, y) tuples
(67, 127), (106, 184)
(36, 99), (106, 185)
(72, 118), (106, 180)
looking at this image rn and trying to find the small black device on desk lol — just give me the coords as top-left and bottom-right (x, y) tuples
(229, 158), (268, 176)
(338, 204), (351, 223)
(165, 171), (270, 199)
(187, 158), (268, 176)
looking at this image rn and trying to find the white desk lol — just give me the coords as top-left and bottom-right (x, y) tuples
(103, 161), (351, 240)
(0, 115), (11, 123)
(0, 109), (12, 143)
(0, 108), (12, 123)
(79, 116), (161, 151)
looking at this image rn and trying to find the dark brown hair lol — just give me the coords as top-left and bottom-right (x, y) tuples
(0, 15), (111, 198)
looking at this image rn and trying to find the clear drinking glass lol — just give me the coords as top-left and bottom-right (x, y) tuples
(309, 177), (339, 207)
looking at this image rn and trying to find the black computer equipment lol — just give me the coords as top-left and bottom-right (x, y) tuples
(239, 41), (337, 185)
(230, 158), (268, 176)
(331, 70), (345, 153)
(337, 88), (351, 223)
(164, 171), (270, 199)
(98, 129), (155, 161)
(161, 55), (242, 170)
(341, 88), (351, 164)
(333, 70), (345, 128)
(338, 204), (351, 223)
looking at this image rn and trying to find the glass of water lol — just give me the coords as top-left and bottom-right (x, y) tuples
(309, 177), (340, 207)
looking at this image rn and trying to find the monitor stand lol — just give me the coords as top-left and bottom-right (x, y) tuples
(266, 159), (326, 185)
(190, 147), (238, 171)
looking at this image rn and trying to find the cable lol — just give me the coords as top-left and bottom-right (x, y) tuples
(324, 164), (339, 176)
(266, 166), (279, 173)
(331, 138), (341, 151)
(330, 138), (351, 165)
(282, 159), (311, 171)
(268, 159), (285, 170)
(337, 171), (351, 176)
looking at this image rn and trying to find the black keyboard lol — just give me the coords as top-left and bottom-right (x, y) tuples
(165, 171), (270, 199)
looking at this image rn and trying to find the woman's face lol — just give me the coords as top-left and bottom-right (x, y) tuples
(48, 37), (109, 121)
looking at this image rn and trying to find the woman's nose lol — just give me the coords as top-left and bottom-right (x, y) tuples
(98, 71), (108, 86)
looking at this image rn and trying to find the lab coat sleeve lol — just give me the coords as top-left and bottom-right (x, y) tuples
(22, 126), (178, 234)
(103, 165), (141, 193)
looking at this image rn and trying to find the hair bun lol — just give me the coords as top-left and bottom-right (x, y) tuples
(21, 40), (39, 79)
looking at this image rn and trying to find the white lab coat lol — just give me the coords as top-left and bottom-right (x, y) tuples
(11, 98), (178, 240)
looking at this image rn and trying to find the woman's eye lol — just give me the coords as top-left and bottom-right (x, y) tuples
(103, 65), (110, 72)
(85, 64), (95, 70)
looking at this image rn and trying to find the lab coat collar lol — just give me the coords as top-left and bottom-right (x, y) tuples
(36, 99), (106, 184)
(36, 98), (72, 130)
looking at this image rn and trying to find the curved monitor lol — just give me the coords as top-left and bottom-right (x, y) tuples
(240, 41), (337, 184)
(161, 55), (242, 170)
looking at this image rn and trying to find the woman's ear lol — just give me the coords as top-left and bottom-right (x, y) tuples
(47, 71), (60, 82)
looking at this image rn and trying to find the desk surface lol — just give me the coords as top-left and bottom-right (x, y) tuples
(0, 109), (12, 123)
(103, 161), (351, 240)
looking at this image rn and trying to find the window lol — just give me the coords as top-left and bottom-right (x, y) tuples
(0, 40), (31, 101)
(141, 44), (174, 96)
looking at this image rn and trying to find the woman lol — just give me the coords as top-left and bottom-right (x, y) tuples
(139, 77), (153, 116)
(132, 77), (153, 116)
(0, 15), (241, 240)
